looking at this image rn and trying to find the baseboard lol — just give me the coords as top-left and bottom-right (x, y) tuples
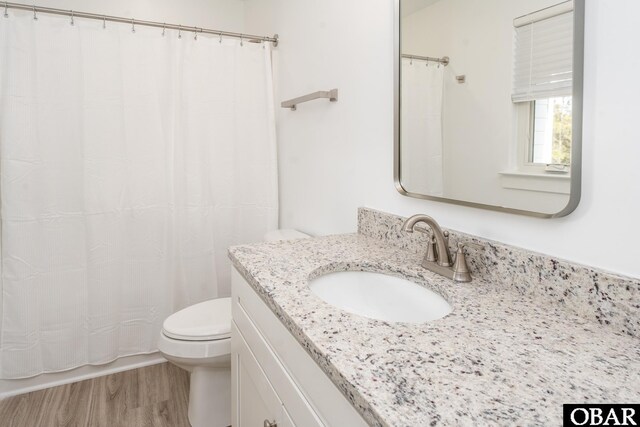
(0, 352), (167, 400)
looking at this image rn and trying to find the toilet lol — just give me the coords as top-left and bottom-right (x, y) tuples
(157, 229), (309, 427)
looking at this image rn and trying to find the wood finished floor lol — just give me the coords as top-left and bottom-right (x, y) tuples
(0, 362), (191, 427)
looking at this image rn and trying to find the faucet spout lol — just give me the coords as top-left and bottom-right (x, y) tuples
(402, 214), (451, 267)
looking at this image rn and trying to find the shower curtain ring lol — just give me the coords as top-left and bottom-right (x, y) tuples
(32, 5), (37, 20)
(240, 34), (244, 46)
(131, 18), (135, 33)
(219, 32), (222, 43)
(194, 27), (198, 40)
(70, 10), (74, 26)
(4, 2), (8, 18)
(162, 23), (166, 37)
(102, 16), (106, 29)
(178, 25), (182, 39)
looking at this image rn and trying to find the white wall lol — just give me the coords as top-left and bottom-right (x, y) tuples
(36, 0), (245, 32)
(244, 0), (640, 278)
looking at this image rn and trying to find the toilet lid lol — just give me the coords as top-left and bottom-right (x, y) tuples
(162, 298), (231, 341)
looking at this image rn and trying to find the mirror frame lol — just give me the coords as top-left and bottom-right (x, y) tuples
(393, 0), (585, 218)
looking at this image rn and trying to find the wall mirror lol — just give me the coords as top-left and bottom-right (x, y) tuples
(394, 0), (584, 217)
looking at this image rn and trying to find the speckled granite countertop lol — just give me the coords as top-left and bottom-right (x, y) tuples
(229, 233), (640, 427)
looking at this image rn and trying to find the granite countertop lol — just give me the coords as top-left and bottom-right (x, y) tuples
(228, 233), (640, 427)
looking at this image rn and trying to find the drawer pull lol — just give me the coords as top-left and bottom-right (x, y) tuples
(264, 420), (277, 427)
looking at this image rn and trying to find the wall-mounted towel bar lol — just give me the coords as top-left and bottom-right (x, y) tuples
(281, 89), (338, 111)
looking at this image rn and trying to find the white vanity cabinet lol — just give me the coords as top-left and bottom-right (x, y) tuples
(231, 268), (369, 427)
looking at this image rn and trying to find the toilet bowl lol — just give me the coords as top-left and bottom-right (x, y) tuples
(157, 229), (309, 427)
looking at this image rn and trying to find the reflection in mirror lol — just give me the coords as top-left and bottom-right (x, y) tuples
(397, 0), (583, 217)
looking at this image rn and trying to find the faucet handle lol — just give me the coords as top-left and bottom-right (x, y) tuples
(425, 235), (438, 262)
(452, 243), (472, 282)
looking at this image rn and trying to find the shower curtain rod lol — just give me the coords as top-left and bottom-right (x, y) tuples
(402, 54), (449, 66)
(2, 1), (279, 45)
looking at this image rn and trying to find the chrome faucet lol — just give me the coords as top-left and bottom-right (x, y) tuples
(402, 214), (472, 283)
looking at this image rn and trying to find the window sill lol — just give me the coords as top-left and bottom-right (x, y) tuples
(499, 170), (571, 195)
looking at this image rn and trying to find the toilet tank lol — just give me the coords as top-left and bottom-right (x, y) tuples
(263, 229), (310, 242)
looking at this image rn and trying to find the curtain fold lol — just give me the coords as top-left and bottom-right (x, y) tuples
(0, 11), (277, 379)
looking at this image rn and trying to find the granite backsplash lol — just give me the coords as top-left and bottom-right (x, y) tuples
(358, 207), (640, 338)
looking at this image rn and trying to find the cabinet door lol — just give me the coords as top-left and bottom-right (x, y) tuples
(233, 322), (294, 427)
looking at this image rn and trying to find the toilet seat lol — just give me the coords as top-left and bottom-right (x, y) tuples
(162, 297), (231, 341)
(158, 330), (231, 360)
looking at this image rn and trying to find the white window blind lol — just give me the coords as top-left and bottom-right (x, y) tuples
(512, 1), (574, 103)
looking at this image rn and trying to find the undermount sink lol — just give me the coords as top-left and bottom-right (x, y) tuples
(308, 271), (452, 323)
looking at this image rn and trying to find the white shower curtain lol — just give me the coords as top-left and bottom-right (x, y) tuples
(401, 57), (444, 196)
(0, 11), (278, 379)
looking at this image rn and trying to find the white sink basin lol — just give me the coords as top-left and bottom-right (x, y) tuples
(308, 271), (452, 323)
